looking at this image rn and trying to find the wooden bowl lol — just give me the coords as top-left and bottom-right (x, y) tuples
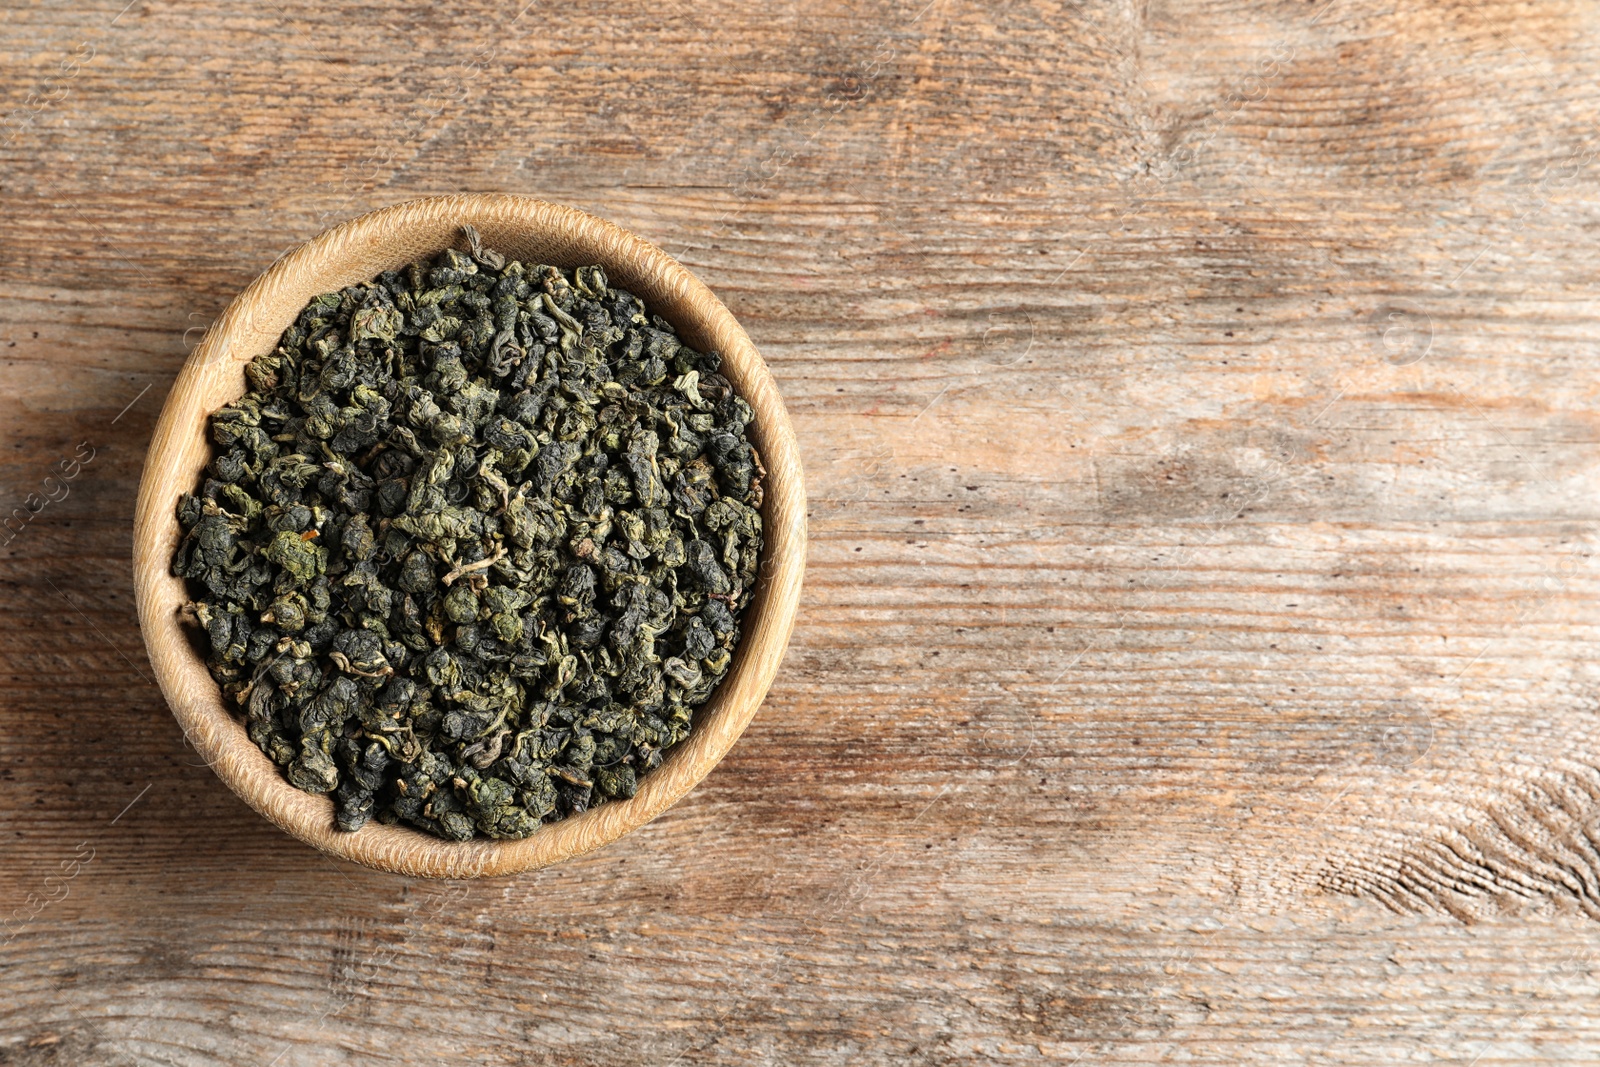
(132, 194), (806, 878)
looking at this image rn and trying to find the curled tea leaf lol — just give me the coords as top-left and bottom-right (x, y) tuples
(173, 237), (764, 841)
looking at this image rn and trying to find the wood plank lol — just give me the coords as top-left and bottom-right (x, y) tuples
(4, 0), (1600, 1061)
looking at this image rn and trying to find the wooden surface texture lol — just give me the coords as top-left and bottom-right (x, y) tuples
(4, 0), (1600, 1062)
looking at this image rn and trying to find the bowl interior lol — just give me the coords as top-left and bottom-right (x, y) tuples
(133, 194), (805, 877)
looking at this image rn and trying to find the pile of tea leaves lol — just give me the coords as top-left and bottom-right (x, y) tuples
(173, 228), (764, 840)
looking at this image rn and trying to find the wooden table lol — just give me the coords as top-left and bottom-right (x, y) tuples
(4, 1), (1600, 1062)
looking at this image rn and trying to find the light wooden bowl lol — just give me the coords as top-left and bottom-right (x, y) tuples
(132, 194), (806, 878)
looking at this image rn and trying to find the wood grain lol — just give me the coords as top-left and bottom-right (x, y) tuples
(4, 0), (1600, 1062)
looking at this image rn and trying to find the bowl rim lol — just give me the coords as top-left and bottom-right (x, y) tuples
(132, 193), (806, 878)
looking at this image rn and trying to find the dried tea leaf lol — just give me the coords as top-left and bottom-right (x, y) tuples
(173, 234), (764, 840)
